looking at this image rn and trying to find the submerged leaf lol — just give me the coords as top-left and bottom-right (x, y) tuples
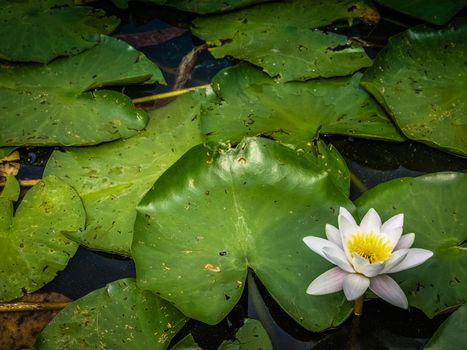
(0, 176), (85, 302)
(356, 172), (467, 317)
(133, 137), (353, 331)
(0, 35), (164, 147)
(375, 0), (467, 25)
(361, 19), (467, 156)
(142, 0), (271, 14)
(202, 64), (403, 147)
(0, 0), (120, 63)
(33, 278), (188, 349)
(192, 0), (379, 81)
(44, 91), (209, 254)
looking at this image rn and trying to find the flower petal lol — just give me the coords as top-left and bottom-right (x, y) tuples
(303, 236), (344, 263)
(381, 213), (404, 233)
(339, 207), (357, 226)
(338, 210), (358, 261)
(360, 208), (382, 234)
(369, 275), (408, 309)
(343, 273), (370, 300)
(322, 246), (355, 273)
(380, 249), (409, 274)
(325, 224), (343, 249)
(394, 233), (415, 250)
(352, 253), (385, 277)
(306, 267), (347, 295)
(380, 213), (404, 248)
(385, 248), (433, 273)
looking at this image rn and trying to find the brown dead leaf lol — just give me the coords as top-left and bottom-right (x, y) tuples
(0, 292), (71, 350)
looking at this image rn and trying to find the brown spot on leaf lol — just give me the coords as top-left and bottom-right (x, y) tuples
(204, 264), (221, 272)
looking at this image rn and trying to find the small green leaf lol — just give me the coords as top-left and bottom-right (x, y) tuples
(0, 0), (120, 63)
(0, 148), (15, 159)
(425, 304), (467, 349)
(133, 137), (353, 331)
(202, 64), (404, 147)
(192, 0), (379, 81)
(0, 176), (85, 302)
(44, 91), (209, 254)
(361, 19), (467, 156)
(356, 172), (467, 317)
(33, 278), (188, 349)
(170, 334), (200, 350)
(0, 35), (164, 147)
(375, 0), (467, 25)
(218, 319), (272, 350)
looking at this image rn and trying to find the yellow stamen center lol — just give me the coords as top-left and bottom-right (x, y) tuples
(347, 231), (393, 263)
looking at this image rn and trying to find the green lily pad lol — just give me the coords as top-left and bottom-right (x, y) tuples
(192, 0), (379, 82)
(425, 304), (467, 349)
(0, 35), (164, 147)
(141, 0), (270, 14)
(356, 172), (467, 317)
(218, 319), (272, 350)
(44, 91), (209, 255)
(0, 175), (85, 302)
(0, 176), (20, 202)
(133, 137), (353, 331)
(361, 19), (467, 156)
(33, 278), (188, 349)
(202, 64), (404, 147)
(375, 0), (467, 25)
(0, 0), (120, 63)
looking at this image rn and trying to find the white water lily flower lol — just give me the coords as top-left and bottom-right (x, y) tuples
(303, 207), (433, 309)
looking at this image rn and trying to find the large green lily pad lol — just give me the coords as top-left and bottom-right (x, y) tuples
(133, 137), (353, 331)
(44, 91), (209, 255)
(356, 172), (467, 317)
(0, 176), (85, 302)
(361, 20), (467, 156)
(141, 0), (271, 14)
(33, 278), (188, 349)
(192, 0), (379, 82)
(0, 35), (164, 147)
(375, 0), (467, 25)
(202, 64), (404, 147)
(0, 0), (120, 63)
(425, 304), (467, 349)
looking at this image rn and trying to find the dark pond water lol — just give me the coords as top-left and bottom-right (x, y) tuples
(15, 1), (467, 349)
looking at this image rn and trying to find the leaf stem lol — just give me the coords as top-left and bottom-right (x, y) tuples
(131, 84), (211, 104)
(380, 16), (410, 28)
(353, 295), (364, 316)
(0, 301), (71, 312)
(349, 171), (368, 193)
